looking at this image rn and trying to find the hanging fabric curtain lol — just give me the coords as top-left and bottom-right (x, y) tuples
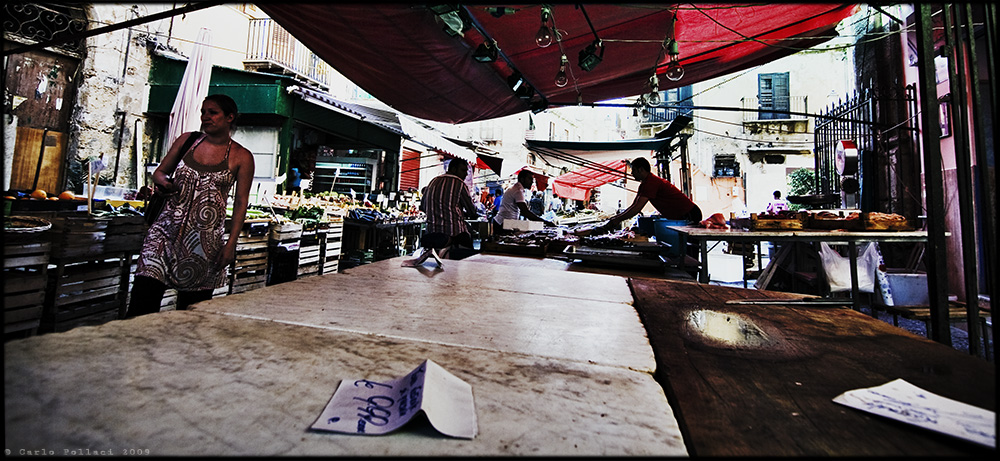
(552, 159), (629, 202)
(163, 27), (213, 155)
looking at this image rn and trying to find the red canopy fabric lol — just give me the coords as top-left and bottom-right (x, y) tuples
(259, 4), (857, 124)
(552, 159), (629, 202)
(475, 154), (503, 174)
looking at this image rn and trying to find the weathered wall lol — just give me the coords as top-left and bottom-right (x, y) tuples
(688, 30), (855, 214)
(67, 4), (160, 192)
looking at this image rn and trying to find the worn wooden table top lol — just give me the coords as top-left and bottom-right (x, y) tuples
(4, 310), (685, 456)
(199, 256), (653, 372)
(629, 278), (995, 457)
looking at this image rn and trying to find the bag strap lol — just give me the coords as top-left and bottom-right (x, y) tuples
(152, 132), (201, 194)
(178, 131), (201, 158)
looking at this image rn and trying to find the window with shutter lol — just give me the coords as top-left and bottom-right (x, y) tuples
(758, 72), (790, 120)
(399, 149), (421, 191)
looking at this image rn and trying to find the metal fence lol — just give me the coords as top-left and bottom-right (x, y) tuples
(814, 89), (876, 197)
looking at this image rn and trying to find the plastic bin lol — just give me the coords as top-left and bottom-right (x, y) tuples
(266, 242), (300, 286)
(636, 216), (656, 236)
(653, 219), (688, 256)
(884, 272), (929, 306)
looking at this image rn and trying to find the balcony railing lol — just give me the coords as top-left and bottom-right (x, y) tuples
(245, 18), (331, 88)
(642, 105), (693, 124)
(741, 95), (808, 122)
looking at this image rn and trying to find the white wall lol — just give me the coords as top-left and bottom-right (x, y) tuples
(686, 20), (856, 215)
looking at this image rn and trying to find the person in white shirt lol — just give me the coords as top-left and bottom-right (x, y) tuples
(765, 190), (790, 214)
(492, 169), (554, 234)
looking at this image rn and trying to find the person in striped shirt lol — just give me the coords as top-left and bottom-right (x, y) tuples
(421, 159), (479, 251)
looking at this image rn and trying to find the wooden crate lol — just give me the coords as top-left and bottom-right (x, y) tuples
(860, 212), (916, 231)
(4, 240), (50, 335)
(749, 212), (807, 231)
(48, 214), (110, 260)
(298, 227), (322, 278)
(320, 219), (344, 275)
(269, 221), (303, 242)
(227, 219), (271, 294)
(105, 215), (147, 253)
(41, 254), (129, 333)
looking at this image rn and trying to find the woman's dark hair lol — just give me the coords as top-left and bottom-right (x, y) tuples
(204, 94), (239, 120)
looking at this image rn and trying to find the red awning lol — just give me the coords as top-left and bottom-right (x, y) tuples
(259, 4), (857, 124)
(475, 154), (503, 174)
(552, 159), (629, 202)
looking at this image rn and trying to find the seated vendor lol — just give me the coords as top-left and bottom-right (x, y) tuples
(600, 157), (702, 232)
(492, 169), (555, 234)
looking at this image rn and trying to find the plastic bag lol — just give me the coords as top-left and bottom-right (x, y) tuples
(819, 242), (878, 293)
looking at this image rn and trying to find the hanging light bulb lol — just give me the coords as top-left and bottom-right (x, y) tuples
(535, 7), (553, 48)
(554, 55), (568, 87)
(647, 91), (661, 106)
(646, 74), (661, 106)
(665, 39), (684, 81)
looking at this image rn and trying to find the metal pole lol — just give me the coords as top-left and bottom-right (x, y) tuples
(943, 4), (982, 356)
(914, 5), (952, 345)
(978, 2), (1000, 363)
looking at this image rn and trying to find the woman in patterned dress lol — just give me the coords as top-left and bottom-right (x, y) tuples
(126, 94), (255, 317)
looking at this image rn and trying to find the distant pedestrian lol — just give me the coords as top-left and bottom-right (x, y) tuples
(766, 190), (789, 215)
(529, 192), (544, 216)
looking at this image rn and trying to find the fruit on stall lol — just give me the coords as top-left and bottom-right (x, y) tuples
(30, 189), (47, 199)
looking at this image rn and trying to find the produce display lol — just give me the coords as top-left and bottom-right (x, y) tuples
(267, 191), (423, 224)
(5, 189), (84, 202)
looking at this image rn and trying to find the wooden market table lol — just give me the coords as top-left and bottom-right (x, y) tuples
(629, 277), (995, 457)
(668, 225), (931, 312)
(4, 255), (686, 456)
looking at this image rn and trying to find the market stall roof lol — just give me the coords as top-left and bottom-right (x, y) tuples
(552, 159), (629, 202)
(258, 4), (857, 123)
(526, 138), (670, 170)
(290, 85), (479, 161)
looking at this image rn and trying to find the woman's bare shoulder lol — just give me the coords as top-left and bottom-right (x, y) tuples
(230, 142), (254, 164)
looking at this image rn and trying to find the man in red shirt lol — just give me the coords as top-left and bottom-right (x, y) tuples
(601, 157), (702, 231)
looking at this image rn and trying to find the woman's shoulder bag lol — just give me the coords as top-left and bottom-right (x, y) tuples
(144, 132), (200, 226)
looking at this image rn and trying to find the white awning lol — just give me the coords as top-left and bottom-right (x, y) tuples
(397, 116), (479, 163)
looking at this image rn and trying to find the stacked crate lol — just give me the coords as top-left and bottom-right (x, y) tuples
(4, 217), (52, 336)
(41, 213), (130, 333)
(104, 215), (146, 253)
(297, 221), (322, 278)
(320, 218), (344, 275)
(229, 219), (270, 294)
(49, 213), (109, 259)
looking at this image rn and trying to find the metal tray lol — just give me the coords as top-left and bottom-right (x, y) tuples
(562, 245), (667, 269)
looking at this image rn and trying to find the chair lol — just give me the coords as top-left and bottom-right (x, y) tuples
(404, 232), (450, 268)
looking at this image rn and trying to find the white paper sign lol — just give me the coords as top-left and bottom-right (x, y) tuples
(311, 359), (477, 439)
(832, 378), (995, 448)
